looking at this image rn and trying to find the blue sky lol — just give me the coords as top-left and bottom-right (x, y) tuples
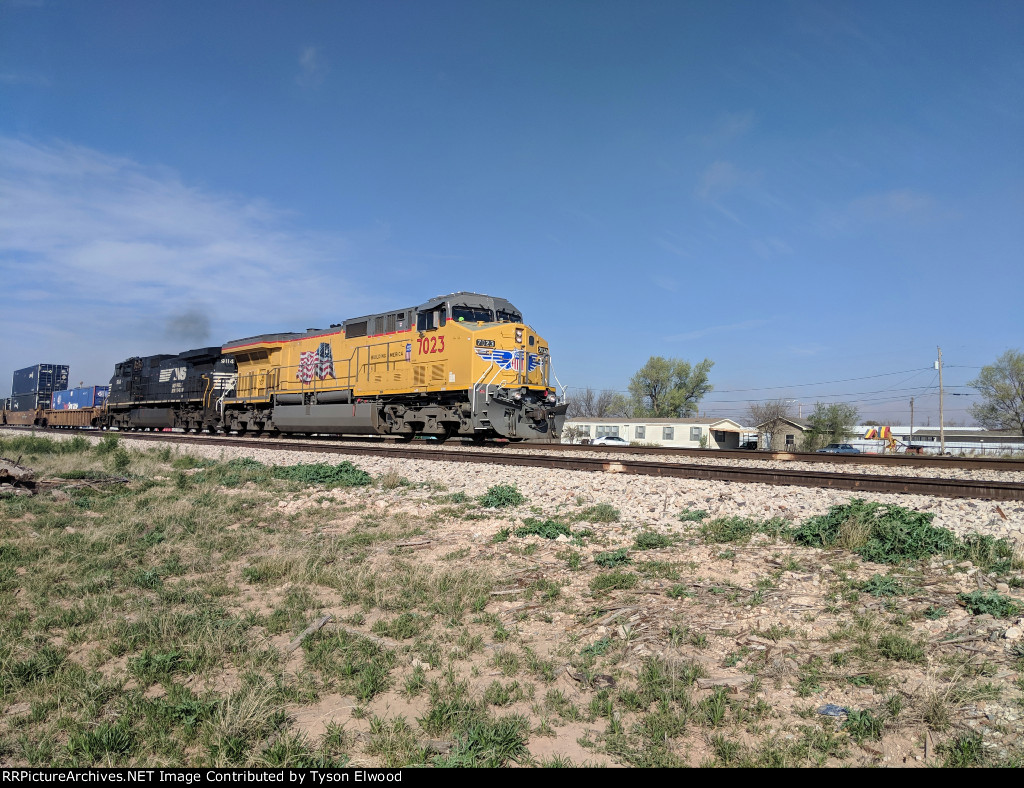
(1, 0), (1021, 425)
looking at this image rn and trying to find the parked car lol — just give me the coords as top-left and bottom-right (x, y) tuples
(591, 435), (629, 446)
(816, 443), (861, 454)
(737, 440), (758, 450)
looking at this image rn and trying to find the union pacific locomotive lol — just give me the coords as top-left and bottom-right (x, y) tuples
(6, 293), (567, 442)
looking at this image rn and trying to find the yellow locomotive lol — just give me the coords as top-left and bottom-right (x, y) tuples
(220, 292), (566, 442)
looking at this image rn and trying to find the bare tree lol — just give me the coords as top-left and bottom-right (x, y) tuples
(561, 423), (586, 444)
(565, 388), (632, 419)
(745, 399), (793, 451)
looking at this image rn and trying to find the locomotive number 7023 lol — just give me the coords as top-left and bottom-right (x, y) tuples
(417, 336), (445, 354)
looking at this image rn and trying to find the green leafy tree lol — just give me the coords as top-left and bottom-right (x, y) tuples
(968, 349), (1024, 436)
(628, 356), (714, 417)
(802, 402), (859, 451)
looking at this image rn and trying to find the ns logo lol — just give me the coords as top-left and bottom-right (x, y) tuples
(158, 367), (188, 383)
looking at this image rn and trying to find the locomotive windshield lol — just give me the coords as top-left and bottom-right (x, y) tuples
(452, 306), (494, 323)
(496, 309), (521, 323)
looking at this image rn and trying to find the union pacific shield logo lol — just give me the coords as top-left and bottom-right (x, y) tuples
(475, 348), (542, 372)
(475, 348), (518, 369)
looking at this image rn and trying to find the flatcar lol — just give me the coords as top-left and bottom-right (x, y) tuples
(222, 292), (566, 441)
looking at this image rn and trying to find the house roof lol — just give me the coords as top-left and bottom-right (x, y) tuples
(755, 417), (810, 430)
(906, 428), (1021, 439)
(566, 416), (752, 429)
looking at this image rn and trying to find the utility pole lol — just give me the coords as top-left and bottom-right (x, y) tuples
(910, 397), (914, 448)
(937, 346), (945, 454)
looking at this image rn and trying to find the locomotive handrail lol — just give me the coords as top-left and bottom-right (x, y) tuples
(472, 366), (496, 413)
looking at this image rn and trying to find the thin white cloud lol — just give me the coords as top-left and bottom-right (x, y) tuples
(0, 72), (50, 86)
(695, 161), (743, 203)
(655, 236), (690, 258)
(750, 236), (793, 258)
(820, 188), (944, 234)
(297, 45), (327, 88)
(0, 136), (362, 387)
(693, 160), (762, 226)
(665, 319), (769, 342)
(787, 343), (827, 356)
(697, 111), (756, 147)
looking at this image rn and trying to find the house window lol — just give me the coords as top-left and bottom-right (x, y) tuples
(635, 426), (645, 439)
(785, 434), (795, 446)
(714, 431), (725, 442)
(663, 426), (674, 440)
(576, 425), (590, 436)
(690, 427), (702, 441)
(596, 426), (620, 438)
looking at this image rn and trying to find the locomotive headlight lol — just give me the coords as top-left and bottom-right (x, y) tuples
(512, 390), (523, 401)
(546, 394), (557, 404)
(515, 329), (523, 343)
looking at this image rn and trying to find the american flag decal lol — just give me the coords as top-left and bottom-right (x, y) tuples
(297, 343), (336, 383)
(316, 342), (336, 380)
(297, 351), (315, 383)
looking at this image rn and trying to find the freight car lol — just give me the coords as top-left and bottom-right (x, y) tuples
(105, 347), (238, 432)
(222, 292), (566, 442)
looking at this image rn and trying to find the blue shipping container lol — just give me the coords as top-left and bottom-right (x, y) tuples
(51, 386), (109, 410)
(10, 393), (46, 411)
(12, 364), (70, 397)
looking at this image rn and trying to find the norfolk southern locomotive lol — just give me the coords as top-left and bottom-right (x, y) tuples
(8, 293), (566, 442)
(106, 347), (237, 432)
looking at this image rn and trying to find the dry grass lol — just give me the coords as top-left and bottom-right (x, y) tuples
(1, 431), (1023, 768)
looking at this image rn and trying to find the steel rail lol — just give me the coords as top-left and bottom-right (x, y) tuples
(6, 424), (1023, 472)
(62, 430), (1024, 502)
(503, 441), (1024, 472)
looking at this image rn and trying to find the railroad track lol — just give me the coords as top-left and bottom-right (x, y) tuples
(48, 429), (1024, 502)
(7, 424), (1024, 472)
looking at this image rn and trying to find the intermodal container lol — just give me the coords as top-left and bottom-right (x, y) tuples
(12, 364), (70, 397)
(50, 386), (110, 410)
(10, 392), (47, 411)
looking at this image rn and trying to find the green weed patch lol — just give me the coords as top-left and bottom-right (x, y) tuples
(271, 462), (371, 488)
(478, 484), (526, 508)
(957, 591), (1022, 618)
(791, 499), (955, 564)
(589, 570), (638, 594)
(514, 518), (571, 539)
(701, 516), (787, 544)
(594, 548), (631, 568)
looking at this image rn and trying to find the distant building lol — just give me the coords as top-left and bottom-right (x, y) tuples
(855, 426), (1023, 456)
(754, 417), (811, 451)
(562, 417), (754, 449)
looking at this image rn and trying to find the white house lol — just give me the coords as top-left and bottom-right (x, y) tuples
(562, 417), (754, 449)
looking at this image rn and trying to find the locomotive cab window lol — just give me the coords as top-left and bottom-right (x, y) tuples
(496, 310), (521, 323)
(452, 306), (494, 323)
(417, 311), (435, 331)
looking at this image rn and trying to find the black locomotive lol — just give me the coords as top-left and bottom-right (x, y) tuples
(106, 347), (237, 432)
